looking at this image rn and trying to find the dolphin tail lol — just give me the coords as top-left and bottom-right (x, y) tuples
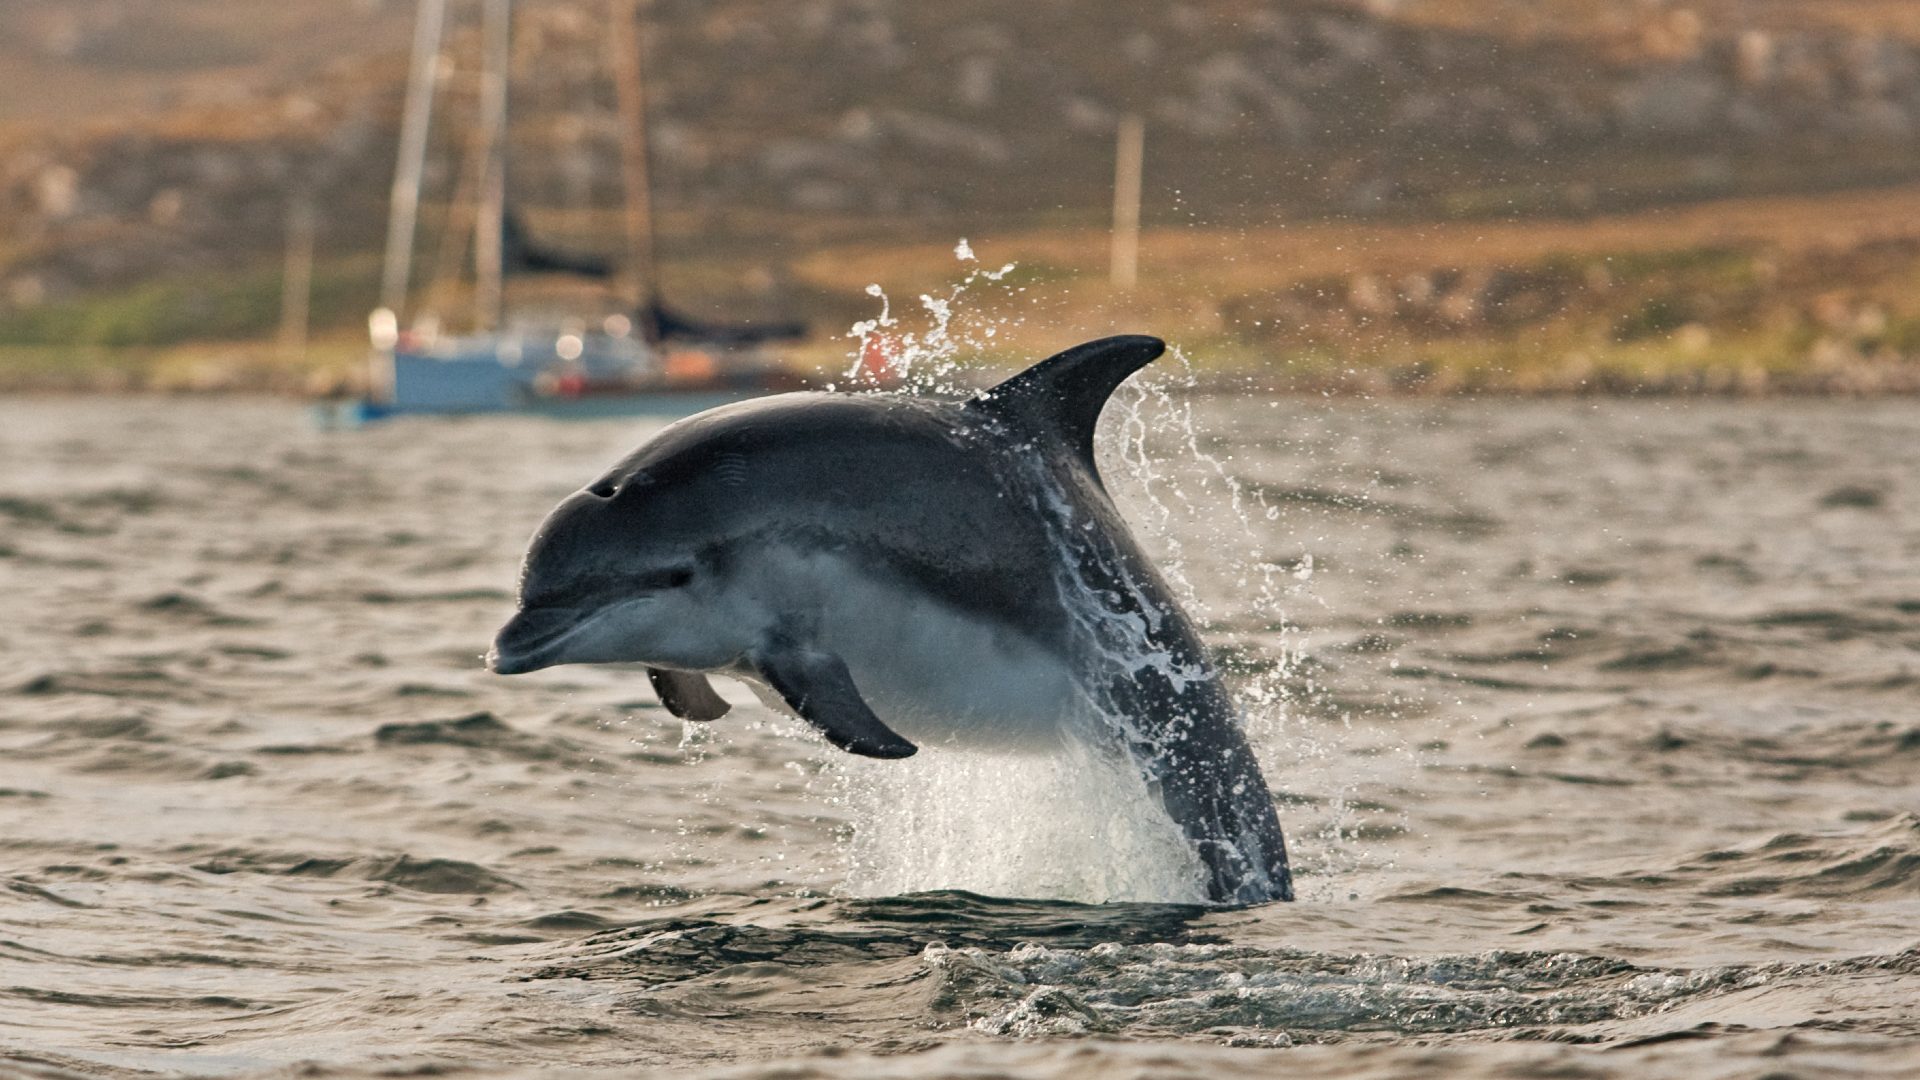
(1110, 671), (1295, 904)
(1154, 722), (1296, 904)
(967, 335), (1166, 475)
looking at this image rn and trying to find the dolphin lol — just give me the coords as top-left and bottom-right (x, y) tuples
(488, 335), (1294, 903)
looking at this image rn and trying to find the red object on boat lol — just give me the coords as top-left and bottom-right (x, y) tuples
(860, 331), (902, 385)
(665, 349), (720, 384)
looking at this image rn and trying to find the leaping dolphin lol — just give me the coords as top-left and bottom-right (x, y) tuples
(488, 336), (1294, 903)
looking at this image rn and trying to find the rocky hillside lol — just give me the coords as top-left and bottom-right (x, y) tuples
(7, 0), (1920, 333)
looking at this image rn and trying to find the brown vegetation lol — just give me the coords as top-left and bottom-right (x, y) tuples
(784, 184), (1920, 394)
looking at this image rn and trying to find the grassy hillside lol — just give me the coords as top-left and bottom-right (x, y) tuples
(6, 0), (1920, 392)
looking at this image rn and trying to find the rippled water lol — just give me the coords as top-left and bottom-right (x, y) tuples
(3, 395), (1917, 1079)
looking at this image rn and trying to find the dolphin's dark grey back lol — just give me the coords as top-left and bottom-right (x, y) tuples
(587, 393), (1075, 650)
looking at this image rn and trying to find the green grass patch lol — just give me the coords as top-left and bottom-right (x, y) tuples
(0, 255), (380, 349)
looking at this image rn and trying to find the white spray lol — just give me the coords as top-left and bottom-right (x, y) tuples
(814, 243), (1380, 904)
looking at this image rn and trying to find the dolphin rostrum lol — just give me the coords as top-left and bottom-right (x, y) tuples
(489, 335), (1294, 903)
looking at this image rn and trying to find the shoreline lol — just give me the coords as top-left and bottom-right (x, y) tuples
(9, 368), (1920, 400)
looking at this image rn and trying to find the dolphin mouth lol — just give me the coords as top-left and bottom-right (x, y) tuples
(488, 605), (589, 675)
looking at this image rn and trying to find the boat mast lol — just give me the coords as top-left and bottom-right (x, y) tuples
(609, 0), (660, 339)
(374, 0), (449, 394)
(472, 0), (512, 333)
(379, 0), (448, 322)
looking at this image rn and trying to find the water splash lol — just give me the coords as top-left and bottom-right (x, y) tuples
(834, 741), (1205, 904)
(823, 246), (1394, 903)
(1097, 365), (1401, 895)
(843, 237), (1018, 395)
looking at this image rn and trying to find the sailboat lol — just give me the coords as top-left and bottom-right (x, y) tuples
(340, 0), (806, 422)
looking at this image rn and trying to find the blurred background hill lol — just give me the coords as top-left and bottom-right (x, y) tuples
(7, 0), (1920, 391)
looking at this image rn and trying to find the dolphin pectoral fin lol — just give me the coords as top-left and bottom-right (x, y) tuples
(752, 647), (917, 759)
(648, 668), (731, 721)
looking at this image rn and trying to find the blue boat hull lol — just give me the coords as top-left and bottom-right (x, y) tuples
(315, 388), (772, 427)
(315, 345), (794, 426)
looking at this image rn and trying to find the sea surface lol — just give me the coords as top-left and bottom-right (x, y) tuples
(2, 393), (1917, 1079)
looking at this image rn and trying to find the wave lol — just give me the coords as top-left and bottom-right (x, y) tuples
(1606, 814), (1920, 900)
(517, 890), (1917, 1043)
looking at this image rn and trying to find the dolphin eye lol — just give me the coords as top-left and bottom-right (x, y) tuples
(664, 568), (694, 588)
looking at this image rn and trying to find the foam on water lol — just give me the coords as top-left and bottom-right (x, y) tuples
(922, 940), (1792, 1039)
(520, 891), (1920, 1044)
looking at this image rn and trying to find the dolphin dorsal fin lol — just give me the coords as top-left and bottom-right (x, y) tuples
(967, 335), (1166, 470)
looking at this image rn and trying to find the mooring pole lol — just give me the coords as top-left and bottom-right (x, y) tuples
(472, 0), (512, 333)
(280, 192), (316, 365)
(1110, 113), (1145, 290)
(609, 0), (661, 336)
